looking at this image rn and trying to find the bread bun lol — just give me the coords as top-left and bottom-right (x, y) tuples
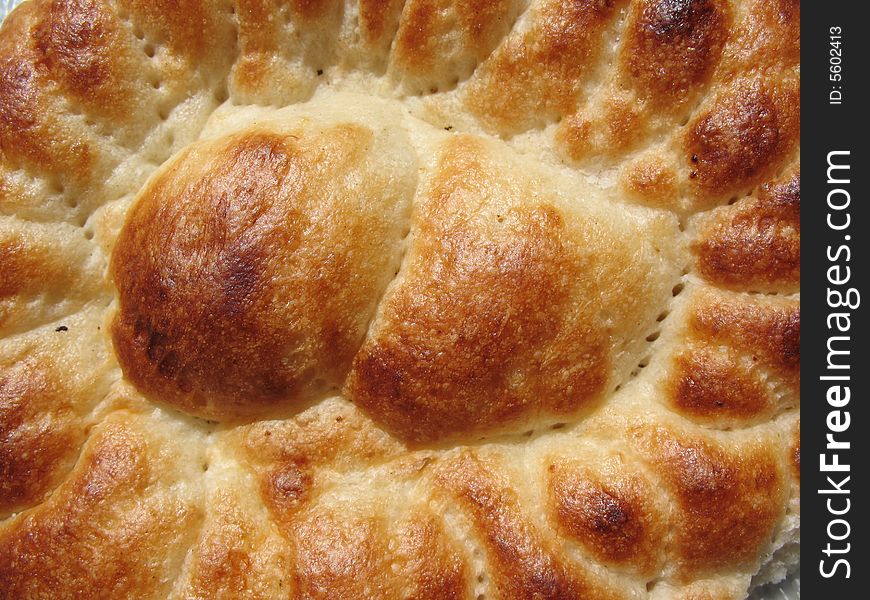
(0, 1), (799, 598)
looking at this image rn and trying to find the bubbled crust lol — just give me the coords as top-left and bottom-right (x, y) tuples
(225, 398), (405, 525)
(658, 286), (799, 429)
(0, 0), (800, 598)
(290, 510), (470, 599)
(0, 0), (113, 196)
(390, 0), (526, 93)
(436, 452), (626, 600)
(610, 0), (800, 211)
(0, 0), (237, 227)
(0, 217), (105, 336)
(231, 0), (335, 105)
(347, 134), (681, 444)
(691, 167), (799, 292)
(179, 487), (293, 600)
(464, 0), (625, 134)
(556, 0), (733, 165)
(680, 0), (800, 204)
(204, 398), (472, 599)
(682, 76), (798, 203)
(0, 307), (113, 517)
(620, 0), (731, 109)
(111, 122), (415, 420)
(548, 456), (666, 574)
(630, 422), (788, 577)
(0, 410), (207, 599)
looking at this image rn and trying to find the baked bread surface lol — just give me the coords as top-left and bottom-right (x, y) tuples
(0, 1), (799, 598)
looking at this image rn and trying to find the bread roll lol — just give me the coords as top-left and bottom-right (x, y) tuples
(0, 1), (799, 598)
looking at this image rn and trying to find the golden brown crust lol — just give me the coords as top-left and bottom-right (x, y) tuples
(359, 0), (404, 45)
(185, 506), (283, 599)
(0, 218), (105, 336)
(630, 422), (788, 577)
(0, 29), (97, 186)
(208, 400), (470, 599)
(619, 156), (680, 207)
(347, 141), (606, 441)
(605, 0), (799, 212)
(0, 308), (113, 518)
(291, 510), (470, 599)
(0, 0), (800, 597)
(689, 289), (800, 379)
(669, 350), (773, 423)
(181, 486), (294, 600)
(114, 0), (237, 78)
(675, 0), (799, 204)
(663, 288), (799, 428)
(437, 452), (625, 600)
(232, 0), (345, 104)
(717, 0), (799, 77)
(556, 0), (733, 165)
(0, 354), (85, 516)
(31, 0), (132, 118)
(464, 0), (625, 134)
(228, 399), (404, 525)
(621, 0), (731, 109)
(682, 76), (799, 202)
(111, 123), (414, 420)
(348, 134), (681, 444)
(391, 0), (523, 92)
(0, 411), (205, 599)
(548, 457), (666, 574)
(0, 0), (236, 229)
(692, 168), (800, 292)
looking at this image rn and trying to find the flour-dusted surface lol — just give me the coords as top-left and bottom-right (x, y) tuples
(1, 1), (799, 599)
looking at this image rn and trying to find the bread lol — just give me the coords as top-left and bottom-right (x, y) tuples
(0, 1), (799, 598)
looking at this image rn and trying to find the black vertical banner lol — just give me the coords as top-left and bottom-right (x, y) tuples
(803, 3), (869, 598)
